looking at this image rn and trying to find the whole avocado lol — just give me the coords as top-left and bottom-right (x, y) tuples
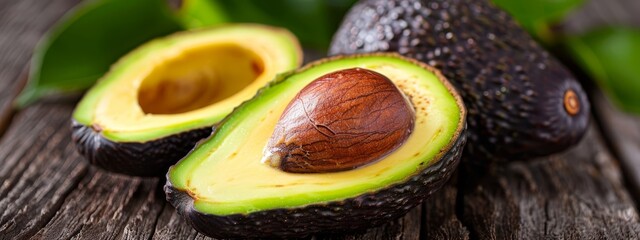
(330, 0), (590, 162)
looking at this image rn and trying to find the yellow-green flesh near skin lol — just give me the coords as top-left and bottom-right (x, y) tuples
(73, 25), (301, 142)
(169, 55), (462, 216)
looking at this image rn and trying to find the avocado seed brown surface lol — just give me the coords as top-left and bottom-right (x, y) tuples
(262, 68), (415, 173)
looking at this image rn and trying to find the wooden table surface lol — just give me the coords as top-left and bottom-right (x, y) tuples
(2, 0), (640, 239)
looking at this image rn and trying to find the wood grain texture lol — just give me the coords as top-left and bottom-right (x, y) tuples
(316, 206), (422, 240)
(33, 170), (160, 239)
(423, 178), (470, 240)
(1, 0), (640, 239)
(565, 0), (640, 213)
(0, 0), (79, 135)
(0, 104), (88, 240)
(460, 127), (640, 239)
(591, 92), (640, 205)
(153, 205), (210, 240)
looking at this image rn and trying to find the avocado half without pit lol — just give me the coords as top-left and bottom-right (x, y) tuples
(71, 24), (302, 176)
(165, 54), (467, 239)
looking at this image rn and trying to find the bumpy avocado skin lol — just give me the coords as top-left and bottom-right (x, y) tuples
(71, 121), (211, 176)
(165, 127), (466, 239)
(330, 0), (590, 161)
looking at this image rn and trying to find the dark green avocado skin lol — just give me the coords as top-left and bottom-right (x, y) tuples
(330, 0), (590, 162)
(71, 120), (212, 176)
(164, 125), (466, 239)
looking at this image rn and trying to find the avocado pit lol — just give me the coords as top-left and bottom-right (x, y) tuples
(262, 68), (415, 173)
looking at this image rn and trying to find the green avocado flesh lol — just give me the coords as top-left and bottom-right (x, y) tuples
(72, 25), (301, 142)
(168, 54), (463, 216)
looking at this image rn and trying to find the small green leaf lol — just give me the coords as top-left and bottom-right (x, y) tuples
(567, 27), (640, 114)
(180, 0), (357, 50)
(16, 0), (182, 108)
(177, 0), (228, 29)
(492, 0), (584, 41)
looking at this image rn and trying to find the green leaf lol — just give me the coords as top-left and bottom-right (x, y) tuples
(180, 0), (357, 50)
(492, 0), (584, 41)
(177, 0), (228, 29)
(567, 27), (640, 114)
(16, 0), (182, 108)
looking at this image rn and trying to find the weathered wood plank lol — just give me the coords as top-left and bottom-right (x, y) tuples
(1, 0), (640, 239)
(153, 204), (208, 240)
(0, 103), (165, 240)
(460, 127), (640, 239)
(591, 92), (640, 204)
(0, 0), (79, 135)
(564, 0), (640, 210)
(121, 183), (166, 240)
(423, 178), (470, 240)
(0, 104), (88, 240)
(0, 103), (167, 240)
(33, 170), (161, 239)
(315, 206), (422, 240)
(564, 0), (640, 33)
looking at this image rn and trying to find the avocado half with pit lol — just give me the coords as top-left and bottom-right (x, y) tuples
(71, 24), (302, 176)
(165, 54), (467, 238)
